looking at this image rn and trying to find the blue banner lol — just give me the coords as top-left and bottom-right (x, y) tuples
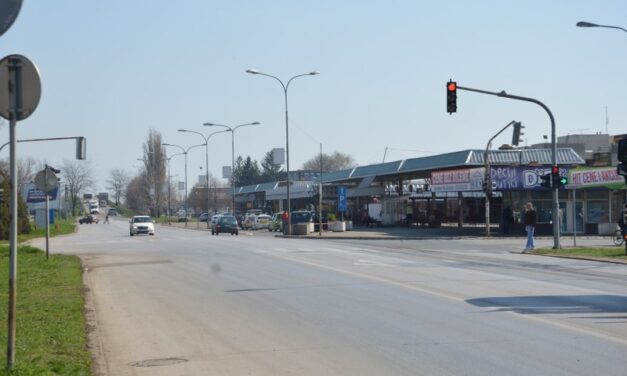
(490, 166), (569, 191)
(338, 186), (347, 212)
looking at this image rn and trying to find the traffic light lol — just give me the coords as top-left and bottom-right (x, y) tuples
(482, 178), (492, 198)
(540, 173), (551, 188)
(550, 165), (568, 189)
(511, 122), (524, 146)
(447, 80), (457, 114)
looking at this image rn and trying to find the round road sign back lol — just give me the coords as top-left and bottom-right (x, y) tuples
(34, 170), (58, 193)
(0, 0), (22, 37)
(0, 54), (42, 121)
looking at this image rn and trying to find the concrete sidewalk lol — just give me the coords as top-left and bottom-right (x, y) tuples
(159, 220), (618, 246)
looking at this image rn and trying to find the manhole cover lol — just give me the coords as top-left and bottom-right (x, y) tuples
(129, 357), (188, 367)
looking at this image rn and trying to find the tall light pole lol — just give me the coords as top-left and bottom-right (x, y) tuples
(163, 143), (205, 228)
(576, 21), (627, 34)
(203, 121), (260, 214)
(166, 153), (183, 224)
(246, 69), (319, 235)
(178, 129), (229, 228)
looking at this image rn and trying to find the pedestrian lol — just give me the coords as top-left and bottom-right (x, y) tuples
(523, 202), (537, 252)
(104, 214), (109, 224)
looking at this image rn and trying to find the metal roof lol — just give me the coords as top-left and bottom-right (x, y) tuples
(234, 148), (586, 193)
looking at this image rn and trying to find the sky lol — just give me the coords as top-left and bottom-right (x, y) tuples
(1, 0), (626, 193)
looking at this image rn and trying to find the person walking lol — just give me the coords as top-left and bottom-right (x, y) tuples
(104, 214), (110, 224)
(523, 202), (537, 252)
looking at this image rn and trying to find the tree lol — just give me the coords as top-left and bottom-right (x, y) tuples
(61, 159), (94, 216)
(260, 150), (286, 183)
(140, 129), (167, 216)
(106, 168), (129, 205)
(125, 175), (148, 214)
(302, 151), (357, 172)
(232, 156), (261, 187)
(0, 169), (31, 240)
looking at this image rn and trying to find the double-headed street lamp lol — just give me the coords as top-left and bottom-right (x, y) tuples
(162, 142), (205, 228)
(246, 69), (319, 235)
(166, 153), (184, 223)
(576, 21), (627, 34)
(203, 121), (260, 214)
(178, 129), (229, 228)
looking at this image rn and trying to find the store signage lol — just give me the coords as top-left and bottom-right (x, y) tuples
(568, 167), (625, 188)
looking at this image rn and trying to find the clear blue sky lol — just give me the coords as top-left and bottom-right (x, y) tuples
(2, 0), (626, 192)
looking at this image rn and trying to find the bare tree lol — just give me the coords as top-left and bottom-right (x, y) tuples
(125, 174), (148, 214)
(302, 151), (357, 173)
(106, 168), (129, 205)
(0, 156), (39, 186)
(140, 129), (167, 216)
(61, 160), (94, 215)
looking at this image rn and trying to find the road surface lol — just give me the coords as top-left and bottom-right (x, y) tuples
(32, 217), (627, 375)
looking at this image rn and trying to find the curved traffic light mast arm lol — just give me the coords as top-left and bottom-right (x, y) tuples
(455, 84), (560, 249)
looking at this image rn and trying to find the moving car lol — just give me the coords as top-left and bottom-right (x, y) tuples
(211, 215), (239, 235)
(78, 215), (98, 224)
(252, 214), (272, 230)
(129, 215), (155, 236)
(107, 208), (118, 216)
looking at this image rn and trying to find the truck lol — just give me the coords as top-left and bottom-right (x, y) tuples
(89, 200), (99, 214)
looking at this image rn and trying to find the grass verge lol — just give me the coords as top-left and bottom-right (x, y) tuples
(531, 246), (627, 262)
(0, 245), (91, 375)
(0, 217), (78, 244)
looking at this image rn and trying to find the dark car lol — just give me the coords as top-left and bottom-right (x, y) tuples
(234, 214), (244, 228)
(311, 211), (329, 231)
(211, 215), (239, 235)
(79, 215), (97, 224)
(290, 210), (312, 224)
(198, 213), (209, 222)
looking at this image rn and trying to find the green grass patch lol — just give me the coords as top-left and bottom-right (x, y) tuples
(531, 246), (627, 261)
(16, 218), (77, 243)
(0, 245), (91, 375)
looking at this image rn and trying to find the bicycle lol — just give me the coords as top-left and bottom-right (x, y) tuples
(613, 228), (625, 246)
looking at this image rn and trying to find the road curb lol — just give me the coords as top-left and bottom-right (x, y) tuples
(275, 235), (465, 241)
(531, 253), (627, 265)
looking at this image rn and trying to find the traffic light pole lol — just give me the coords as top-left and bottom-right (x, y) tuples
(484, 120), (518, 236)
(457, 85), (561, 249)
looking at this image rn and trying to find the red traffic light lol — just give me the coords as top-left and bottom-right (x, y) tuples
(552, 166), (559, 174)
(447, 82), (457, 91)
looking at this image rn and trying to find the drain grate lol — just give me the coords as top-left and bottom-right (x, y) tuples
(129, 357), (188, 367)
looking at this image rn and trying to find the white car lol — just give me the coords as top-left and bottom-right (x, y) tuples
(129, 215), (155, 236)
(211, 214), (222, 225)
(252, 214), (272, 230)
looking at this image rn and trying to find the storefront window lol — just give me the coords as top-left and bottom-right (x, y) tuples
(586, 200), (609, 223)
(535, 200), (553, 223)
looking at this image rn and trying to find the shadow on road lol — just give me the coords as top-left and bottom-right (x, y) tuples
(466, 294), (627, 315)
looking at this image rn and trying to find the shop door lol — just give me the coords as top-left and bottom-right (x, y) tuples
(561, 200), (584, 234)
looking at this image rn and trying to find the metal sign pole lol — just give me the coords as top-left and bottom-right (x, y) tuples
(7, 56), (21, 370)
(572, 188), (577, 247)
(45, 168), (50, 259)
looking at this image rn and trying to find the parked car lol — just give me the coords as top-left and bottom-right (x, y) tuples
(291, 210), (312, 224)
(311, 211), (329, 231)
(198, 212), (209, 222)
(211, 214), (222, 225)
(211, 215), (239, 235)
(129, 215), (155, 236)
(252, 214), (272, 230)
(78, 215), (98, 224)
(242, 214), (256, 230)
(234, 214), (244, 228)
(268, 213), (282, 232)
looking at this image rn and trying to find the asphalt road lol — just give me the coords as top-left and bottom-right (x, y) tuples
(32, 217), (627, 375)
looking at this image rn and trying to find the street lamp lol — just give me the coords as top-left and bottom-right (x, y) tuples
(162, 142), (205, 227)
(246, 68), (319, 235)
(166, 153), (183, 223)
(576, 21), (627, 33)
(203, 121), (260, 214)
(178, 129), (229, 228)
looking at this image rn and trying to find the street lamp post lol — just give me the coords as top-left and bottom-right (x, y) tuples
(246, 69), (319, 235)
(576, 21), (627, 33)
(163, 143), (205, 228)
(166, 153), (183, 224)
(203, 122), (260, 214)
(178, 129), (229, 228)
